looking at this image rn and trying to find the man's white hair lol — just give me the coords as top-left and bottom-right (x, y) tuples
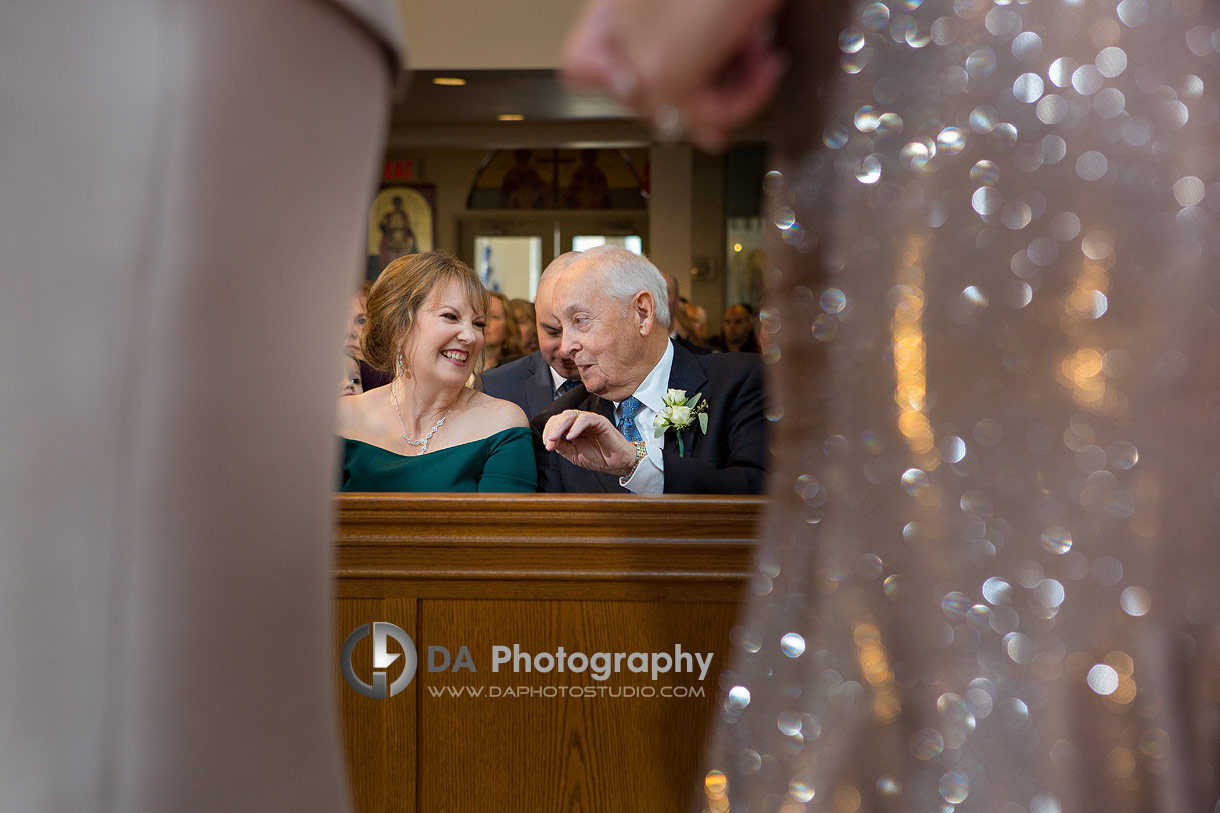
(576, 245), (671, 328)
(538, 251), (582, 286)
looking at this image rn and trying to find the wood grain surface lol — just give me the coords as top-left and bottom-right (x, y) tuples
(334, 494), (762, 812)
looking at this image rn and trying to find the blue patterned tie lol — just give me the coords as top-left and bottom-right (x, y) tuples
(617, 396), (644, 443)
(558, 378), (580, 395)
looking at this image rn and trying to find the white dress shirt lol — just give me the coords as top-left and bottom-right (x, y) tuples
(549, 365), (575, 399)
(614, 340), (675, 494)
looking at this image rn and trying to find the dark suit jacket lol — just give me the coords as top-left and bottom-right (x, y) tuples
(531, 343), (767, 494)
(357, 359), (393, 391)
(480, 351), (559, 419)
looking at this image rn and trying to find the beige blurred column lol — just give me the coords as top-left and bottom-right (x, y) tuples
(0, 0), (399, 810)
(648, 143), (694, 283)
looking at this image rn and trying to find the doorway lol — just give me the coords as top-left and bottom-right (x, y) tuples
(458, 212), (648, 299)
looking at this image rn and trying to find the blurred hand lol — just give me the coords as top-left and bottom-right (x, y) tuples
(562, 0), (785, 151)
(542, 409), (638, 477)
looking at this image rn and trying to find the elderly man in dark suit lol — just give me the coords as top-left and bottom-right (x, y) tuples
(533, 246), (767, 494)
(482, 253), (583, 417)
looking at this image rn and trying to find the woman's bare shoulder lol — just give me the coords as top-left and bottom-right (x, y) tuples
(464, 388), (529, 431)
(335, 389), (385, 439)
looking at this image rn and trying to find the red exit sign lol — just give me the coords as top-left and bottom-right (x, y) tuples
(383, 160), (416, 181)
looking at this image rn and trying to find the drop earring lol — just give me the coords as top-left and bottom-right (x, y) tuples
(396, 351), (405, 376)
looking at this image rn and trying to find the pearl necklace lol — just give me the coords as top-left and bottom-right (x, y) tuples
(390, 380), (454, 455)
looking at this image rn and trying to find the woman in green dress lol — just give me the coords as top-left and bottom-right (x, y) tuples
(337, 252), (536, 492)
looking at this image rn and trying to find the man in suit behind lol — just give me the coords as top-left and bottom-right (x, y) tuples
(533, 246), (767, 494)
(481, 252), (583, 417)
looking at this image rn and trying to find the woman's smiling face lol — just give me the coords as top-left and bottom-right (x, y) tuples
(401, 277), (486, 385)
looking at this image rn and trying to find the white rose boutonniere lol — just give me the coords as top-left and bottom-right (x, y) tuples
(653, 388), (709, 457)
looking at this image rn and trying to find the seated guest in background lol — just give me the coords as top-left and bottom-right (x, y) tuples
(510, 297), (538, 354)
(340, 354), (362, 397)
(672, 299), (706, 352)
(482, 252), (583, 418)
(346, 282), (392, 391)
(534, 246), (767, 494)
(343, 284), (368, 361)
(709, 302), (761, 353)
(337, 252), (536, 492)
(661, 271), (708, 355)
(483, 291), (524, 371)
(686, 302), (709, 342)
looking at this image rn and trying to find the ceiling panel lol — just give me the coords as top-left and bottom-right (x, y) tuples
(393, 70), (632, 127)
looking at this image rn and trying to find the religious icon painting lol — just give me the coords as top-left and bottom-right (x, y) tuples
(466, 149), (647, 210)
(367, 184), (436, 280)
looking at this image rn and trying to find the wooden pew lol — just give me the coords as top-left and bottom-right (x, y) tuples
(335, 493), (762, 812)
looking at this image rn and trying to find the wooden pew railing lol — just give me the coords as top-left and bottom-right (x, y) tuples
(335, 494), (763, 813)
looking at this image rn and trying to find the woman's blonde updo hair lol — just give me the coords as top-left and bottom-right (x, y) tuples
(361, 251), (489, 375)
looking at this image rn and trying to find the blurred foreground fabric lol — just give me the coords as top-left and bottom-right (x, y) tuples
(707, 0), (1220, 810)
(0, 1), (399, 809)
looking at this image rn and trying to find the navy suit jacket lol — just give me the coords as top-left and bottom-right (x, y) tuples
(481, 351), (560, 419)
(531, 344), (768, 494)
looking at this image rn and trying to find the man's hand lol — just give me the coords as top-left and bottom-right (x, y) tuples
(541, 409), (638, 477)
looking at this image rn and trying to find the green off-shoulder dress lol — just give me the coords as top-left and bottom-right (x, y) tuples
(339, 426), (536, 492)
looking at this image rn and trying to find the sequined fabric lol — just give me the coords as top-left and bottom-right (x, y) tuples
(706, 0), (1220, 810)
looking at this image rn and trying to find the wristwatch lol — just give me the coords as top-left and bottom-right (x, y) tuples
(619, 440), (648, 486)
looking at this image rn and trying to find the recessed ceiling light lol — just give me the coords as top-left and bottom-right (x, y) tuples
(431, 77), (466, 86)
(498, 113), (525, 121)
